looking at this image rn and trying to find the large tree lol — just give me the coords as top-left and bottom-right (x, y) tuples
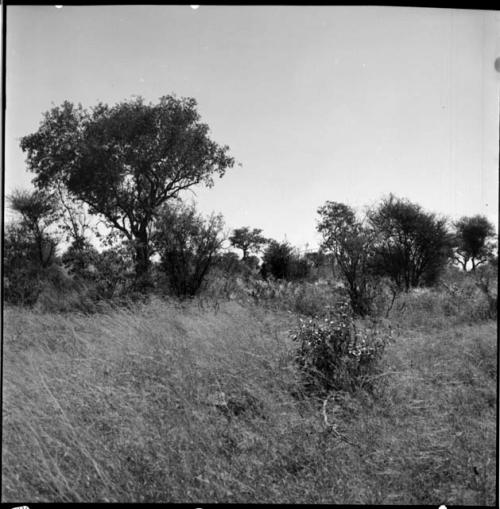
(20, 95), (235, 281)
(453, 215), (496, 271)
(368, 195), (453, 290)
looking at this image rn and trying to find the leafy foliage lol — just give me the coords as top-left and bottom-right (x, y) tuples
(453, 215), (496, 272)
(20, 96), (235, 277)
(7, 189), (60, 268)
(291, 300), (388, 394)
(4, 190), (61, 305)
(153, 201), (225, 297)
(261, 240), (311, 281)
(4, 223), (45, 305)
(368, 195), (453, 290)
(55, 184), (94, 251)
(213, 251), (243, 275)
(229, 227), (268, 260)
(317, 201), (377, 316)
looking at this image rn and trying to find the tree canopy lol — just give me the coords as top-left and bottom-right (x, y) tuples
(453, 215), (496, 271)
(20, 95), (235, 279)
(317, 201), (375, 315)
(7, 189), (60, 268)
(229, 227), (268, 260)
(368, 195), (453, 290)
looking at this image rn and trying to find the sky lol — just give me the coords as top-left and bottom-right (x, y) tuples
(5, 5), (500, 251)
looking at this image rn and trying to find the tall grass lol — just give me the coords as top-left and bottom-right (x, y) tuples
(2, 294), (497, 503)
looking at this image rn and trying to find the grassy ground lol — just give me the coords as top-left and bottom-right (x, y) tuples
(2, 294), (497, 504)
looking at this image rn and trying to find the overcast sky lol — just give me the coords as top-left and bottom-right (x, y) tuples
(5, 5), (500, 250)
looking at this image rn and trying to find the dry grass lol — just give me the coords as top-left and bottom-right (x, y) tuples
(2, 294), (497, 504)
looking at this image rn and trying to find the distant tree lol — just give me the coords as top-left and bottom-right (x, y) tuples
(304, 250), (336, 279)
(261, 240), (294, 280)
(214, 251), (242, 274)
(20, 95), (235, 282)
(153, 201), (225, 298)
(261, 240), (310, 281)
(289, 256), (312, 281)
(229, 227), (268, 261)
(368, 195), (453, 290)
(244, 254), (261, 272)
(453, 215), (496, 272)
(317, 201), (376, 316)
(7, 189), (60, 268)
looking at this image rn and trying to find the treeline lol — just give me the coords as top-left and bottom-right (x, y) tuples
(4, 95), (497, 313)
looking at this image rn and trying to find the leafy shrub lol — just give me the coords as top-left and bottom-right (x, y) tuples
(288, 256), (312, 281)
(61, 241), (100, 279)
(368, 195), (453, 290)
(316, 201), (378, 316)
(61, 243), (134, 302)
(214, 252), (244, 275)
(3, 222), (58, 306)
(261, 240), (311, 282)
(91, 249), (134, 300)
(290, 301), (388, 394)
(153, 201), (224, 298)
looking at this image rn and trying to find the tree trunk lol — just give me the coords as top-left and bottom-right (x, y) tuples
(134, 232), (151, 288)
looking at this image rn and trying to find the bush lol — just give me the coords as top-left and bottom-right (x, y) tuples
(214, 252), (243, 275)
(261, 241), (311, 282)
(153, 201), (224, 298)
(316, 201), (378, 316)
(61, 244), (134, 302)
(291, 300), (388, 395)
(3, 222), (58, 306)
(368, 195), (453, 290)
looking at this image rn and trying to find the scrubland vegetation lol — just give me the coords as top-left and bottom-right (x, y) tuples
(2, 272), (497, 504)
(3, 95), (497, 503)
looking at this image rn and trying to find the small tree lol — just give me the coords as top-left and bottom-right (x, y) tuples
(260, 240), (311, 281)
(3, 222), (45, 305)
(453, 215), (496, 272)
(153, 201), (225, 298)
(317, 201), (376, 316)
(368, 195), (453, 290)
(261, 240), (293, 280)
(229, 227), (268, 261)
(20, 95), (235, 282)
(7, 189), (60, 268)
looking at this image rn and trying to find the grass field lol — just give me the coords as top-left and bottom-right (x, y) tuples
(2, 294), (497, 504)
